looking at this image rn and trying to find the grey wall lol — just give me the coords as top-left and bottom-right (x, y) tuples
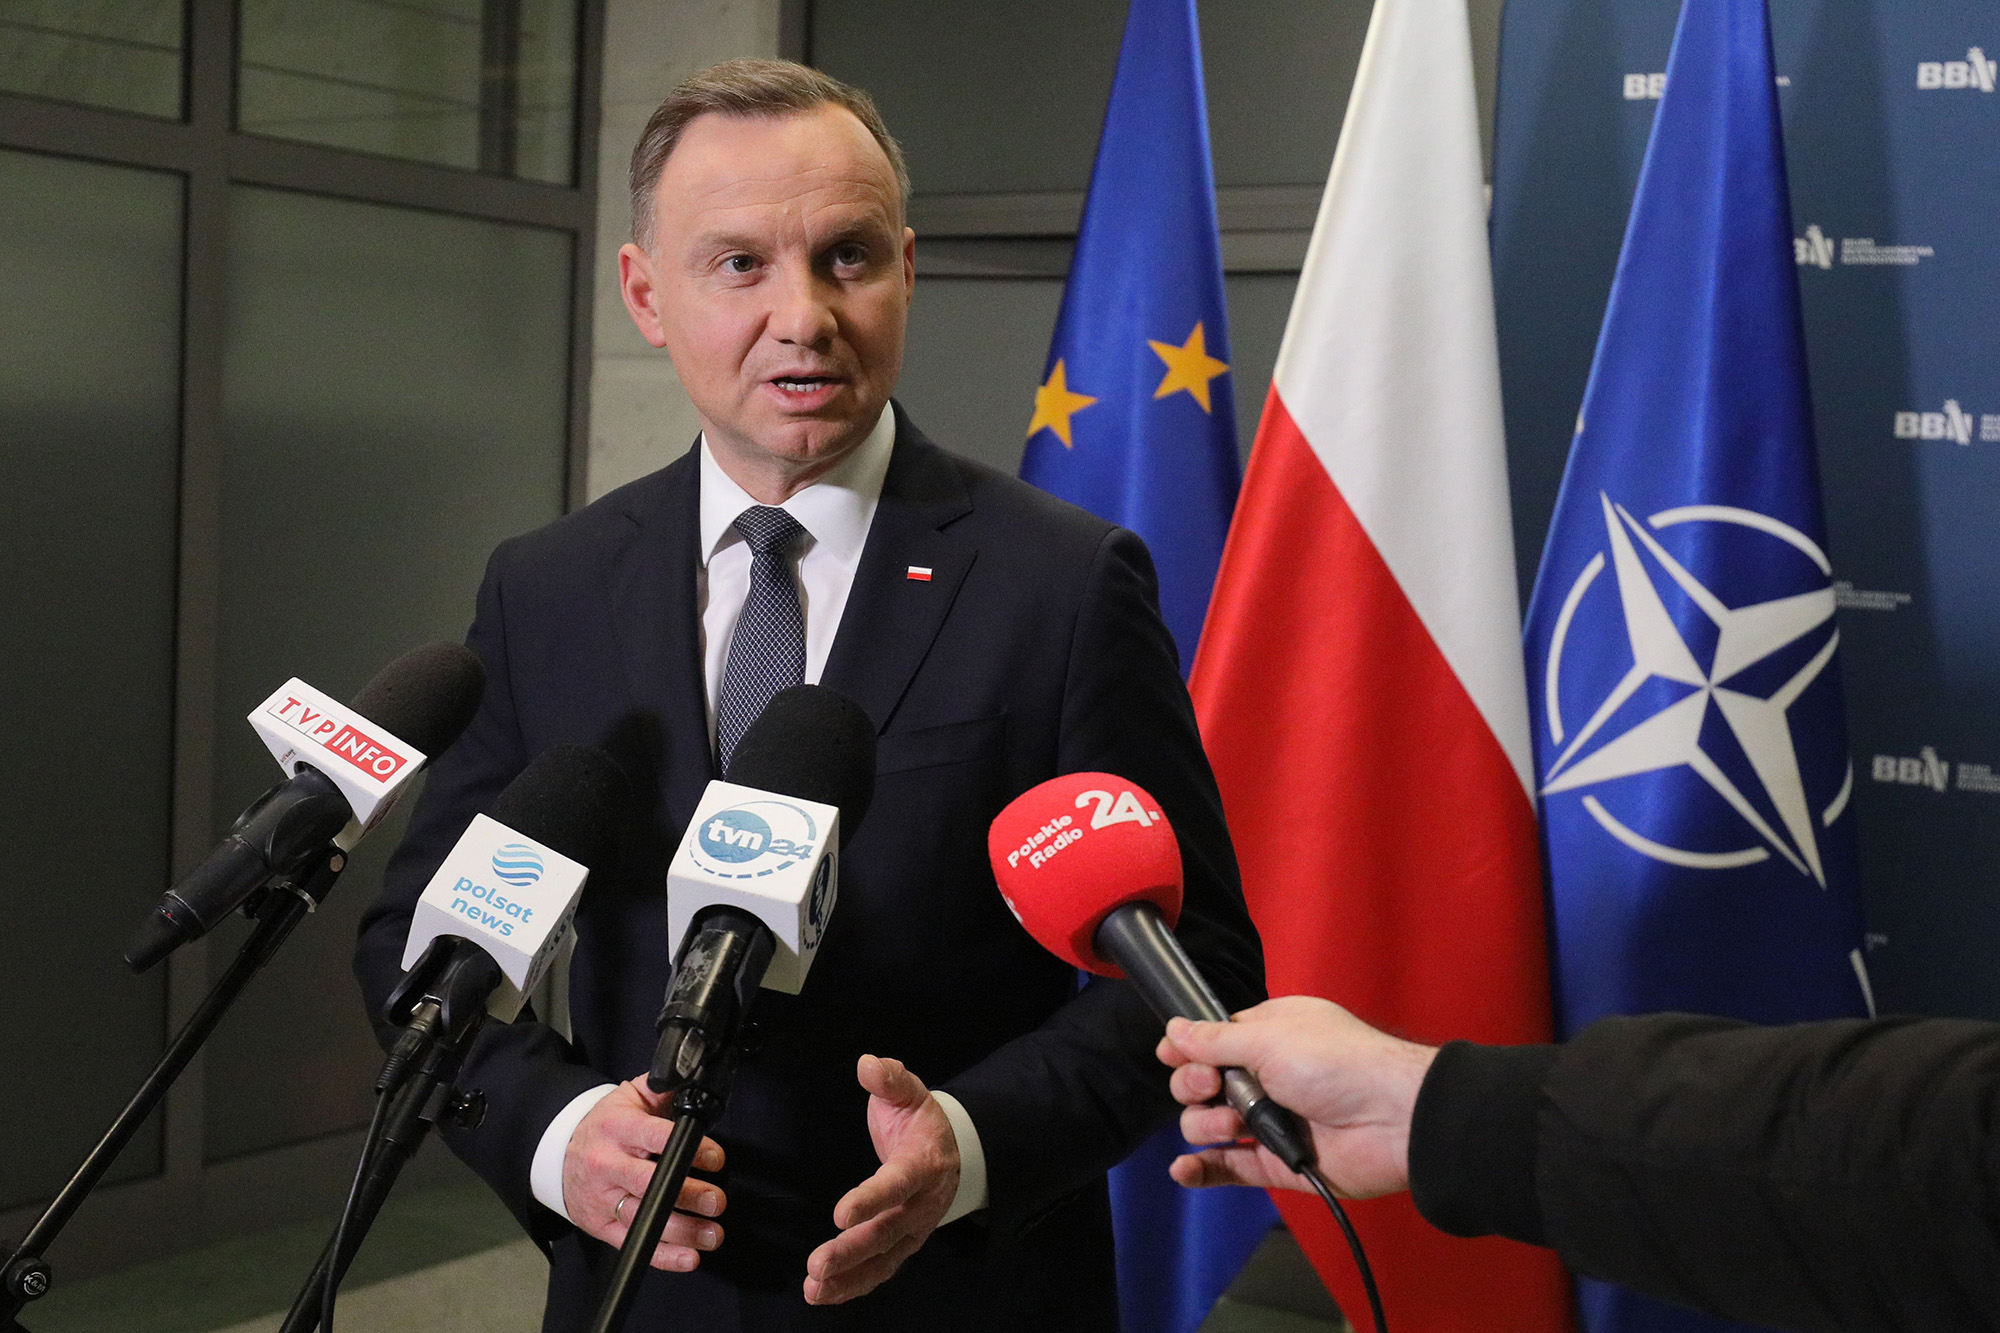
(807, 0), (1503, 478)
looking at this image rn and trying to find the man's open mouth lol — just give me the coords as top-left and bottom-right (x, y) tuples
(772, 376), (839, 393)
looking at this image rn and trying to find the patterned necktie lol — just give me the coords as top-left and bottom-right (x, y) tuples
(715, 505), (808, 771)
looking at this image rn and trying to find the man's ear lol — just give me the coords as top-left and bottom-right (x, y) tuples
(901, 227), (916, 293)
(618, 242), (671, 349)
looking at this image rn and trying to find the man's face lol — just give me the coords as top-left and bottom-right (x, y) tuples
(619, 104), (915, 486)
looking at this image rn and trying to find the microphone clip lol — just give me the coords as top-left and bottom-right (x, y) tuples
(649, 906), (775, 1100)
(377, 936), (501, 1097)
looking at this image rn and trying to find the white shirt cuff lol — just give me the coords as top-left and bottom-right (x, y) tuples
(530, 1083), (617, 1222)
(931, 1090), (988, 1225)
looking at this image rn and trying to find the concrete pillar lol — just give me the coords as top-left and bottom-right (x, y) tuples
(587, 0), (783, 499)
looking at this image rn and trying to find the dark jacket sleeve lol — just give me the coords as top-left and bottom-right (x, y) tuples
(1409, 1013), (2000, 1332)
(352, 540), (611, 1242)
(939, 526), (1267, 1241)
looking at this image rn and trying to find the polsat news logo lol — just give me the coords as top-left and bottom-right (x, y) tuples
(265, 695), (410, 782)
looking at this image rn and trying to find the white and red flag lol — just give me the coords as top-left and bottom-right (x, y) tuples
(1189, 0), (1572, 1327)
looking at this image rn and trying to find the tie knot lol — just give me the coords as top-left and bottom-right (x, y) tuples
(733, 505), (806, 556)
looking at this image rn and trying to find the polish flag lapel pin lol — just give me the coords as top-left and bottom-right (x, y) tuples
(906, 566), (933, 582)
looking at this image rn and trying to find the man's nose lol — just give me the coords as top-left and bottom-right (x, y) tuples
(767, 262), (837, 348)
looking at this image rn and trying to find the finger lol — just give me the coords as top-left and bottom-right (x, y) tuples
(1164, 1015), (1259, 1069)
(1179, 1101), (1248, 1147)
(832, 1158), (924, 1230)
(1169, 1062), (1223, 1106)
(855, 1053), (929, 1108)
(809, 1203), (911, 1282)
(601, 1107), (674, 1158)
(627, 1076), (672, 1115)
(1169, 1145), (1302, 1193)
(594, 1209), (726, 1271)
(608, 1176), (736, 1224)
(805, 1231), (924, 1305)
(677, 1175), (726, 1217)
(1156, 1033), (1193, 1069)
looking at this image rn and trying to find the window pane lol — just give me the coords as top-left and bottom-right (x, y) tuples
(238, 0), (578, 184)
(206, 186), (572, 1160)
(0, 0), (184, 119)
(0, 148), (182, 1208)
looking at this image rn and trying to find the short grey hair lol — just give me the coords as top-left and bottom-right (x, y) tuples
(629, 58), (911, 248)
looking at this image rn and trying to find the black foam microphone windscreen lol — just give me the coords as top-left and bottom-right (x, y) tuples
(491, 744), (631, 872)
(723, 685), (877, 846)
(350, 641), (486, 756)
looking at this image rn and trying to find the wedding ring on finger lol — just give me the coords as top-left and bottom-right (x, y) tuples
(614, 1194), (632, 1225)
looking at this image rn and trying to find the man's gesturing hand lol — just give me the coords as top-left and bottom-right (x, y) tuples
(1156, 996), (1436, 1199)
(804, 1054), (960, 1305)
(562, 1077), (728, 1271)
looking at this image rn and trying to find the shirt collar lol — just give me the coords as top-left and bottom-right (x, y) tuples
(698, 404), (896, 567)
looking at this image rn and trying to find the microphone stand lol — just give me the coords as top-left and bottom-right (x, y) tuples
(0, 849), (347, 1333)
(583, 1044), (740, 1333)
(276, 939), (496, 1333)
(586, 908), (773, 1333)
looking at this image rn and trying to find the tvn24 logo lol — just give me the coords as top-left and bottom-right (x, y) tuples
(693, 800), (819, 879)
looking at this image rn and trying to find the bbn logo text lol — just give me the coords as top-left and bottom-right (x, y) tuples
(1917, 48), (1996, 92)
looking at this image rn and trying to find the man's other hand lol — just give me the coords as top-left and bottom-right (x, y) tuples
(1156, 996), (1436, 1198)
(562, 1077), (728, 1270)
(804, 1054), (959, 1305)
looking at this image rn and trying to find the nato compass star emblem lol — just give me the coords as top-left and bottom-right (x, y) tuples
(1540, 494), (1854, 884)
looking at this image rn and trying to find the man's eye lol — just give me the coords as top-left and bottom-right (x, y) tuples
(832, 244), (868, 268)
(723, 255), (756, 273)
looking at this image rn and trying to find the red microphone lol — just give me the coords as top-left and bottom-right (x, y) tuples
(988, 773), (1315, 1176)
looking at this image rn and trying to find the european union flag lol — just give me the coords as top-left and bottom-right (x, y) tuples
(1019, 2), (1270, 1330)
(1521, 1), (1871, 1329)
(1022, 0), (1241, 669)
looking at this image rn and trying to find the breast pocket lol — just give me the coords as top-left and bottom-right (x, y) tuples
(873, 712), (1007, 776)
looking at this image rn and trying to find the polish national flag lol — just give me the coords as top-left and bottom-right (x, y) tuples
(1188, 0), (1572, 1327)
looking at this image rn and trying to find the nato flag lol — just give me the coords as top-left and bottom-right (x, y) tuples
(1019, 2), (1271, 1330)
(1522, 1), (1871, 1329)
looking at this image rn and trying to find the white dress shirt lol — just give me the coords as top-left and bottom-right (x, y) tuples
(528, 406), (989, 1227)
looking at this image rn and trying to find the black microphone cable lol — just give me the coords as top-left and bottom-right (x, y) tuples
(1302, 1165), (1386, 1333)
(321, 1087), (395, 1333)
(1233, 1100), (1387, 1333)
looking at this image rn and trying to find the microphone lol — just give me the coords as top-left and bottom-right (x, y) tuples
(380, 743), (629, 1096)
(649, 685), (874, 1095)
(986, 772), (1316, 1176)
(125, 642), (485, 973)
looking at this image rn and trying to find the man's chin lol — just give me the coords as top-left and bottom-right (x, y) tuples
(704, 404), (883, 481)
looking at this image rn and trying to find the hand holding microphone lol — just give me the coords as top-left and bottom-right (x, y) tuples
(986, 772), (1315, 1176)
(987, 773), (1389, 1333)
(1157, 997), (1436, 1199)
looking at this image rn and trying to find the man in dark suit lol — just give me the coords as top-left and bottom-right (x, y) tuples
(355, 58), (1264, 1331)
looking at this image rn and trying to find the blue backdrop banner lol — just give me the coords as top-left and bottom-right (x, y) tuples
(1019, 1), (1273, 1329)
(1497, 2), (2000, 1040)
(1518, 2), (1871, 1324)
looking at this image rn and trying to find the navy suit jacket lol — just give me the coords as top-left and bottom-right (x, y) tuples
(355, 407), (1265, 1330)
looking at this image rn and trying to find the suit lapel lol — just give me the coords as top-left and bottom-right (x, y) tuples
(822, 406), (976, 733)
(606, 445), (717, 824)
